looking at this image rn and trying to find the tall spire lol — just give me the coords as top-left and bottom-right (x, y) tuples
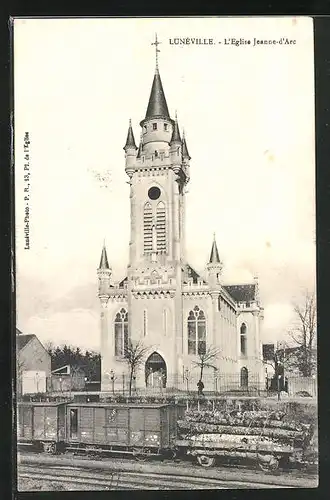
(144, 35), (170, 120)
(99, 242), (110, 269)
(170, 111), (182, 144)
(209, 233), (221, 264)
(182, 129), (191, 160)
(123, 119), (137, 150)
(151, 32), (161, 72)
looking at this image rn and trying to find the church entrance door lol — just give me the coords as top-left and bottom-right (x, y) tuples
(145, 352), (167, 389)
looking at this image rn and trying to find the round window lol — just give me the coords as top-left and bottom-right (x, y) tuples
(148, 186), (161, 200)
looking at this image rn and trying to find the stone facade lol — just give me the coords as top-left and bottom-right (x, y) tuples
(98, 56), (265, 392)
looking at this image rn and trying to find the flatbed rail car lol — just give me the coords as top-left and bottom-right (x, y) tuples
(17, 401), (66, 453)
(175, 436), (299, 471)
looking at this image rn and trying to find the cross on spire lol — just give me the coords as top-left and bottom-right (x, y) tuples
(151, 33), (161, 71)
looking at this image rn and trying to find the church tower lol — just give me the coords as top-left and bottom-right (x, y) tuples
(98, 35), (264, 392)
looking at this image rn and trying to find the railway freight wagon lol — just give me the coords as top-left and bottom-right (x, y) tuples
(65, 403), (185, 459)
(17, 401), (185, 459)
(17, 402), (66, 453)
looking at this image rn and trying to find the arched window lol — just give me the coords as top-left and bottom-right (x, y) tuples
(240, 367), (248, 388)
(156, 201), (166, 252)
(188, 306), (206, 355)
(240, 323), (247, 356)
(114, 308), (128, 356)
(143, 202), (153, 253)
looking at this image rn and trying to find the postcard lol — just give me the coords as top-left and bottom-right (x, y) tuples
(14, 16), (317, 491)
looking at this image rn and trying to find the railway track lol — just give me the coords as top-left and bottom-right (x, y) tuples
(18, 463), (286, 490)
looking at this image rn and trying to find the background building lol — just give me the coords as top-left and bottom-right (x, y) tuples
(16, 329), (51, 395)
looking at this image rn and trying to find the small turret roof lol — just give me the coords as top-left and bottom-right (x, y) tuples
(170, 113), (182, 144)
(145, 69), (170, 120)
(99, 244), (110, 269)
(182, 132), (191, 160)
(209, 235), (221, 264)
(123, 119), (137, 150)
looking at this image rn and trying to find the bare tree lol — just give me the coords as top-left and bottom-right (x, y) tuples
(122, 340), (150, 396)
(192, 345), (221, 387)
(288, 290), (317, 377)
(262, 341), (292, 373)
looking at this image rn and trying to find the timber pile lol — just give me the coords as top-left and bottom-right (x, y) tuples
(177, 409), (313, 449)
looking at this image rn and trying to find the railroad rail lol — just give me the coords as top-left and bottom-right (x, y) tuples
(17, 453), (317, 490)
(18, 463), (286, 490)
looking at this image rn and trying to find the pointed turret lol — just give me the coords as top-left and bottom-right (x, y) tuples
(99, 244), (110, 269)
(209, 236), (221, 264)
(182, 130), (191, 160)
(170, 112), (182, 145)
(97, 242), (112, 293)
(207, 234), (223, 286)
(123, 119), (137, 151)
(145, 68), (170, 120)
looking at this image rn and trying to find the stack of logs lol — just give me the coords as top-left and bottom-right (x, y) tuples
(177, 409), (313, 449)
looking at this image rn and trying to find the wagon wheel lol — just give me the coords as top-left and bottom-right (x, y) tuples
(257, 454), (279, 472)
(43, 442), (57, 455)
(132, 447), (149, 462)
(197, 455), (216, 468)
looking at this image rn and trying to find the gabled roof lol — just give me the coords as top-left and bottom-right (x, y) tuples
(119, 277), (128, 288)
(16, 333), (36, 352)
(52, 365), (71, 375)
(182, 264), (207, 285)
(224, 284), (256, 303)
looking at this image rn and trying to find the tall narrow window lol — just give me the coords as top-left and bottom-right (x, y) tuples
(240, 323), (247, 356)
(153, 123), (157, 130)
(114, 308), (128, 356)
(143, 202), (153, 253)
(143, 310), (148, 337)
(188, 306), (206, 355)
(163, 309), (167, 336)
(156, 201), (166, 252)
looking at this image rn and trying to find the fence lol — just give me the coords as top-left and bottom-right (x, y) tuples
(104, 372), (265, 397)
(17, 372), (318, 400)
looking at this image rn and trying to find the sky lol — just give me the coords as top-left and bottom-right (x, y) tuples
(14, 17), (316, 351)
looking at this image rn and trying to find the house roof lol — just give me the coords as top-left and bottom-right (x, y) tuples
(16, 333), (36, 352)
(224, 284), (256, 303)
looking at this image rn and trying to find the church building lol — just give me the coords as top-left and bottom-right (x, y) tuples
(98, 38), (265, 392)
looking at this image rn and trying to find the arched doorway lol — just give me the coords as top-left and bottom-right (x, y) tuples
(240, 367), (249, 389)
(145, 352), (167, 389)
